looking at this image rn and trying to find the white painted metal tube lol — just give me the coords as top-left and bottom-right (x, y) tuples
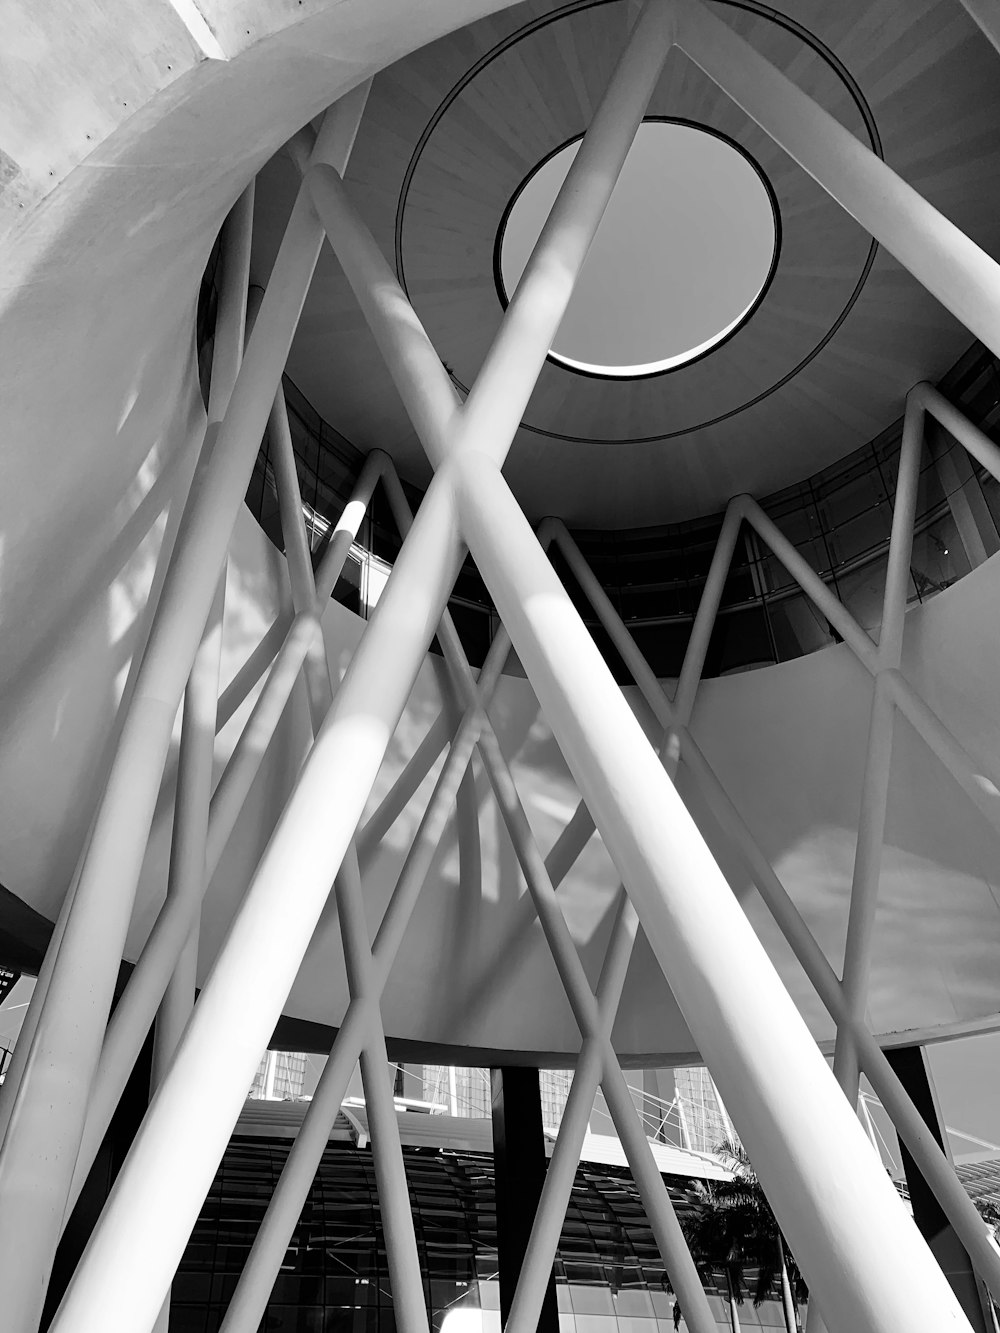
(268, 385), (333, 730)
(218, 687), (485, 1333)
(383, 456), (693, 1269)
(736, 496), (879, 671)
(917, 381), (1000, 483)
(544, 801), (598, 886)
(356, 609), (512, 866)
(0, 419), (205, 1139)
(216, 617), (290, 732)
(879, 390), (925, 667)
(356, 711), (453, 866)
(676, 0), (1000, 359)
(506, 895), (681, 1333)
(467, 728), (713, 1331)
(452, 450), (972, 1333)
(421, 607), (714, 1332)
(554, 513), (1000, 1304)
(74, 454), (402, 1218)
(959, 0), (1000, 58)
(50, 469), (466, 1333)
(0, 182), (257, 1331)
(148, 172), (255, 1033)
(149, 575), (227, 1093)
(336, 846), (429, 1333)
(217, 999), (369, 1333)
(469, 711), (712, 1330)
(832, 396), (922, 1098)
(145, 564), (225, 1333)
(216, 448), (385, 732)
(305, 165), (460, 470)
(506, 1038), (605, 1333)
(686, 720), (1000, 1303)
(673, 504), (743, 725)
(458, 0), (677, 462)
(67, 608), (324, 1219)
(599, 1059), (716, 1333)
(883, 667), (1000, 831)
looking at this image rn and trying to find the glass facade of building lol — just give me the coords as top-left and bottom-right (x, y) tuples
(172, 1136), (792, 1333)
(240, 343), (1000, 682)
(250, 1052), (308, 1103)
(672, 1070), (732, 1158)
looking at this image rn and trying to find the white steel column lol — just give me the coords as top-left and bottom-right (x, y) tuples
(504, 894), (713, 1333)
(551, 494), (1000, 1304)
(49, 6), (682, 1318)
(832, 393), (922, 1100)
(406, 604), (716, 1332)
(147, 578), (225, 1333)
(49, 468), (466, 1333)
(0, 180), (255, 1332)
(676, 0), (1000, 359)
(452, 450), (971, 1333)
(267, 383), (334, 731)
(216, 447), (384, 731)
(4, 92), (366, 1333)
(216, 684), (489, 1333)
(306, 0), (677, 470)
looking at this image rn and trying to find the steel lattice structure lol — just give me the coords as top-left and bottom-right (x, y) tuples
(4, 2), (1000, 1332)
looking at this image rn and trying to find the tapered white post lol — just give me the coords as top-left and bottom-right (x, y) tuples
(832, 392), (922, 1099)
(217, 447), (385, 731)
(0, 410), (204, 1144)
(452, 450), (971, 1333)
(267, 382), (334, 730)
(49, 468), (466, 1333)
(217, 704), (486, 1333)
(739, 491), (1000, 833)
(335, 847), (429, 1333)
(960, 0), (1000, 57)
(148, 577), (225, 1333)
(408, 592), (716, 1333)
(306, 0), (677, 471)
(0, 180), (254, 1331)
(557, 505), (1000, 1304)
(676, 0), (1000, 359)
(505, 891), (714, 1333)
(67, 608), (325, 1217)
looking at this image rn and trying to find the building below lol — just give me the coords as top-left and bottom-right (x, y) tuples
(249, 1050), (308, 1103)
(171, 1099), (788, 1333)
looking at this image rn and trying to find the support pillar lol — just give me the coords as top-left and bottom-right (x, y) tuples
(40, 971), (154, 1332)
(885, 1047), (991, 1333)
(490, 1068), (559, 1333)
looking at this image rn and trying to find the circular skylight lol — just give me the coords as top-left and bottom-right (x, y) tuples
(498, 120), (778, 378)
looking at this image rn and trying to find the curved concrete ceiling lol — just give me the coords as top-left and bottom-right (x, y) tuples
(255, 0), (1000, 524)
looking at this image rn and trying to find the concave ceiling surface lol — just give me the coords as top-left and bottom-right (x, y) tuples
(252, 0), (1000, 526)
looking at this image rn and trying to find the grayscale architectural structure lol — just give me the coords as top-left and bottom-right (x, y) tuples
(5, 3), (1000, 1333)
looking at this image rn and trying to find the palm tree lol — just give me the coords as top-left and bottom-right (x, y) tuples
(683, 1183), (749, 1332)
(682, 1140), (807, 1333)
